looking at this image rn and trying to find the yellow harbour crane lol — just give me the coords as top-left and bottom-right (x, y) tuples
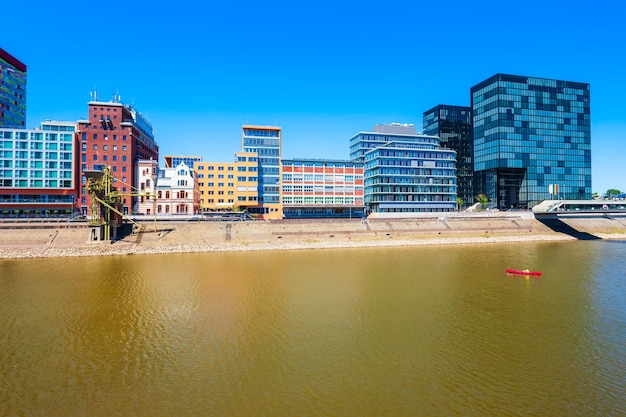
(85, 167), (148, 241)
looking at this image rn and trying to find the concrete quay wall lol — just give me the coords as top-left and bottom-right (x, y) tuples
(0, 213), (624, 259)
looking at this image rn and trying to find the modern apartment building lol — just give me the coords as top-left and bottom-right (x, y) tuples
(241, 125), (282, 219)
(0, 120), (78, 217)
(281, 158), (365, 218)
(77, 96), (159, 215)
(350, 124), (457, 213)
(195, 151), (260, 213)
(471, 74), (591, 208)
(423, 105), (473, 207)
(0, 48), (26, 128)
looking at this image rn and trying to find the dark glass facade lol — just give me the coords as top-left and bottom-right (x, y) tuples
(0, 48), (27, 128)
(471, 74), (591, 209)
(423, 105), (473, 206)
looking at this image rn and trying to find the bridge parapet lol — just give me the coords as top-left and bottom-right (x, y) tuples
(533, 199), (626, 214)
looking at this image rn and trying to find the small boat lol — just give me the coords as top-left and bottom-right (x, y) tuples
(506, 269), (542, 276)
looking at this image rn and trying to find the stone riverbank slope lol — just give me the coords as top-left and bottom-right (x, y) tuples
(1, 212), (625, 259)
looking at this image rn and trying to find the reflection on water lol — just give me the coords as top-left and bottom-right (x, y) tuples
(1, 241), (624, 416)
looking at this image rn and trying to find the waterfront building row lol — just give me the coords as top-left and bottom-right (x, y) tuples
(422, 74), (592, 210)
(0, 46), (591, 217)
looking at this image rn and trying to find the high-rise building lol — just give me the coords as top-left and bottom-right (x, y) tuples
(471, 74), (591, 208)
(241, 125), (282, 219)
(0, 120), (79, 217)
(281, 158), (365, 218)
(423, 105), (473, 207)
(350, 124), (457, 213)
(0, 48), (27, 128)
(77, 96), (158, 215)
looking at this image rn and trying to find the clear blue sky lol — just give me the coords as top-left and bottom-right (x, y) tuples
(4, 0), (625, 194)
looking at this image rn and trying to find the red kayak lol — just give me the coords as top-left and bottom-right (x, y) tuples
(506, 269), (542, 276)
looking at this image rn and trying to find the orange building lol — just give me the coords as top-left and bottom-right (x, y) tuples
(195, 151), (259, 214)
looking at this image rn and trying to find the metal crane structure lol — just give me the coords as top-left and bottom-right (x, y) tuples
(85, 167), (145, 241)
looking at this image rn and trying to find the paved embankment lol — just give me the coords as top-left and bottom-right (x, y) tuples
(0, 213), (624, 259)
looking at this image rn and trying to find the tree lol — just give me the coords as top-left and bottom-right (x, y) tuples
(475, 193), (488, 209)
(456, 197), (464, 211)
(606, 189), (621, 197)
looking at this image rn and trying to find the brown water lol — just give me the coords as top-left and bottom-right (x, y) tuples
(1, 240), (624, 416)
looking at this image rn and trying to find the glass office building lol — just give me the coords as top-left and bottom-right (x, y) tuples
(423, 105), (473, 207)
(350, 124), (457, 213)
(471, 74), (591, 208)
(241, 125), (282, 219)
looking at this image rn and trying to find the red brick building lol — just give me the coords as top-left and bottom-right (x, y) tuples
(77, 98), (158, 215)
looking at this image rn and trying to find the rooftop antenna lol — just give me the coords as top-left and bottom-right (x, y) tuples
(90, 86), (98, 102)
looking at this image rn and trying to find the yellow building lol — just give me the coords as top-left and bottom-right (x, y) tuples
(195, 151), (259, 213)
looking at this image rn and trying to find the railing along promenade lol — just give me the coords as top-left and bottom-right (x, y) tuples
(532, 199), (626, 217)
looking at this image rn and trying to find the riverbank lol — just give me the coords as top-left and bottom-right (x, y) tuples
(1, 213), (625, 259)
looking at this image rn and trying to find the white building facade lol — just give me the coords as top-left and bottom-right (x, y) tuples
(135, 159), (158, 215)
(154, 161), (199, 215)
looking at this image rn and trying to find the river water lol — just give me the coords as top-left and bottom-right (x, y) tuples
(1, 240), (624, 416)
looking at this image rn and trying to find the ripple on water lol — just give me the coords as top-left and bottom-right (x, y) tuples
(1, 243), (625, 416)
